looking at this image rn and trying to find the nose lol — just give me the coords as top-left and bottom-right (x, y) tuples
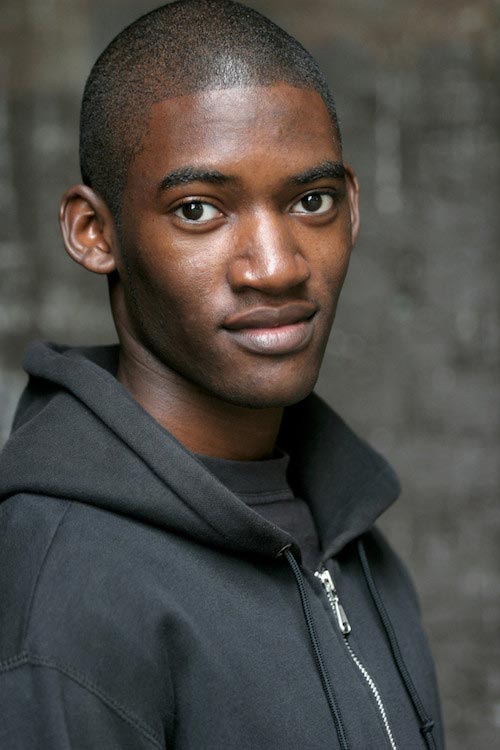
(227, 210), (310, 294)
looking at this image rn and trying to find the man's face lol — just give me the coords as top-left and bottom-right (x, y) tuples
(116, 84), (359, 408)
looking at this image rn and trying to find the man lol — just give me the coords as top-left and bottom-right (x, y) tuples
(0, 1), (443, 747)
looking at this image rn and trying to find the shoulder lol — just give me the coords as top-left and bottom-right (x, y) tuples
(0, 493), (174, 740)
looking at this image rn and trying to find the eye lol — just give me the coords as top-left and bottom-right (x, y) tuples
(291, 192), (335, 215)
(173, 201), (222, 223)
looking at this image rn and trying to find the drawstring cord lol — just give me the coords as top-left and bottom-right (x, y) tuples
(283, 542), (437, 750)
(284, 549), (350, 750)
(357, 538), (437, 750)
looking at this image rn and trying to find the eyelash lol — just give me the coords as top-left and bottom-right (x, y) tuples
(290, 190), (339, 215)
(172, 200), (222, 223)
(171, 189), (341, 224)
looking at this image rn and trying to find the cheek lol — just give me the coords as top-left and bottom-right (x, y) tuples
(130, 248), (225, 337)
(145, 222), (227, 284)
(299, 215), (353, 284)
(326, 221), (354, 282)
(310, 242), (352, 296)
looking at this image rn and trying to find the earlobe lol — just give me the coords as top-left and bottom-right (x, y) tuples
(344, 165), (360, 246)
(59, 185), (117, 275)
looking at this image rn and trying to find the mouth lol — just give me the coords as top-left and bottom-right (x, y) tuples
(222, 301), (318, 355)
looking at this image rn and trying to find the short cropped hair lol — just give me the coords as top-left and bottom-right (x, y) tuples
(80, 0), (341, 220)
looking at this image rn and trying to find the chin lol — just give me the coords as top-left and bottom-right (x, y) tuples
(214, 370), (320, 410)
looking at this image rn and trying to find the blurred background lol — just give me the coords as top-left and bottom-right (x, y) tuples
(0, 0), (499, 746)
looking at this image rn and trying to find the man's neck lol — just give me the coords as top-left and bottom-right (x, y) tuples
(116, 344), (283, 461)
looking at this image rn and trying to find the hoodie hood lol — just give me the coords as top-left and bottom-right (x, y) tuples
(0, 341), (400, 560)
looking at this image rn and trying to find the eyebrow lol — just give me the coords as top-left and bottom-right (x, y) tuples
(292, 161), (345, 185)
(158, 167), (234, 193)
(157, 159), (345, 194)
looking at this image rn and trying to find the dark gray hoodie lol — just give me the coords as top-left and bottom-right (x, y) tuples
(0, 341), (444, 749)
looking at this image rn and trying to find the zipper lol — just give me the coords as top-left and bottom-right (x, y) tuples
(315, 567), (399, 750)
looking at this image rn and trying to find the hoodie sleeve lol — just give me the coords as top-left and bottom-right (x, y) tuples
(0, 661), (165, 750)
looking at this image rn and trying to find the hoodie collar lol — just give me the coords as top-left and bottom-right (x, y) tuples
(2, 341), (399, 560)
(280, 397), (400, 558)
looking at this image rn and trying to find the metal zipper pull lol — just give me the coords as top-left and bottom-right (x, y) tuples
(316, 567), (399, 749)
(315, 568), (351, 635)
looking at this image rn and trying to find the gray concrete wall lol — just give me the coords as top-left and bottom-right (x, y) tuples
(1, 1), (499, 746)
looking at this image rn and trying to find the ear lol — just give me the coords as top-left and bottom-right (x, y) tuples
(59, 185), (118, 274)
(344, 164), (360, 246)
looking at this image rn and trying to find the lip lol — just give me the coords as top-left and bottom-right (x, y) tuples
(223, 302), (318, 356)
(223, 301), (318, 330)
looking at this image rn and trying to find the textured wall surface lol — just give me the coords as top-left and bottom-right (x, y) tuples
(1, 1), (499, 747)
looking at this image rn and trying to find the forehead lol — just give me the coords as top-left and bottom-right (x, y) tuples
(128, 84), (341, 185)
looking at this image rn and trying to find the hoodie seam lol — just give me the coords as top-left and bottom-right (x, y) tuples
(16, 493), (175, 745)
(234, 489), (294, 499)
(0, 651), (164, 749)
(22, 500), (72, 644)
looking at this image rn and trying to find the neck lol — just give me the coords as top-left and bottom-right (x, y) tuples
(116, 342), (283, 461)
